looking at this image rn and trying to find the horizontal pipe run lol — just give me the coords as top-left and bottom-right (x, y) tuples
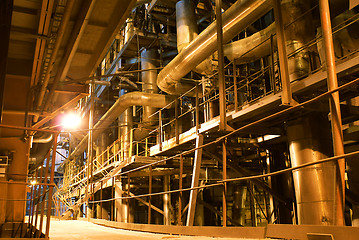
(224, 23), (276, 63)
(66, 92), (175, 163)
(157, 0), (272, 95)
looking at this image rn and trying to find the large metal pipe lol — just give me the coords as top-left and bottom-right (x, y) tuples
(176, 0), (213, 75)
(176, 0), (198, 53)
(141, 49), (159, 126)
(119, 107), (133, 162)
(223, 23), (276, 63)
(66, 92), (174, 162)
(281, 0), (315, 81)
(287, 113), (336, 225)
(157, 0), (272, 95)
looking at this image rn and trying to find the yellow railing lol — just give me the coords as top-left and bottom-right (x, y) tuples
(59, 129), (155, 197)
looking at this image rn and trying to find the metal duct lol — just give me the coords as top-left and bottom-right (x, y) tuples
(65, 92), (174, 163)
(287, 114), (336, 225)
(141, 49), (159, 126)
(223, 23), (276, 63)
(157, 0), (272, 95)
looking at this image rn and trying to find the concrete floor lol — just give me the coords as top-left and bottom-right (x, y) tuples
(49, 220), (247, 240)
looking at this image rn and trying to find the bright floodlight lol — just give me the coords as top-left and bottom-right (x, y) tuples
(62, 113), (82, 129)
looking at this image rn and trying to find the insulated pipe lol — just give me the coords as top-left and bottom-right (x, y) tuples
(280, 0), (315, 81)
(32, 133), (53, 144)
(66, 92), (174, 162)
(141, 49), (159, 126)
(224, 23), (276, 63)
(157, 0), (272, 95)
(119, 107), (133, 162)
(287, 113), (336, 225)
(176, 0), (198, 53)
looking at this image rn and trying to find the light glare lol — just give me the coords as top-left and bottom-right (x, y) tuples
(62, 113), (82, 129)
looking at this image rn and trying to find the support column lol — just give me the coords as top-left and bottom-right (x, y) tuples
(115, 181), (124, 222)
(233, 185), (247, 226)
(186, 134), (204, 226)
(86, 80), (95, 221)
(163, 175), (171, 225)
(319, 0), (345, 226)
(215, 0), (226, 131)
(287, 113), (336, 225)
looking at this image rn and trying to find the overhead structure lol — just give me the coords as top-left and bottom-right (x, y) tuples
(1, 0), (359, 239)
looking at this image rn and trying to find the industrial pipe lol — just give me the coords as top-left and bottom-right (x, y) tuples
(141, 49), (159, 126)
(65, 92), (174, 163)
(223, 23), (276, 64)
(119, 107), (133, 162)
(157, 0), (272, 95)
(287, 113), (336, 225)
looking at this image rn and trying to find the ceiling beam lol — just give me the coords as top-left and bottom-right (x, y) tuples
(0, 0), (13, 124)
(42, 0), (97, 111)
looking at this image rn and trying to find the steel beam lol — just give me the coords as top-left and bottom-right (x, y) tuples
(319, 0), (345, 226)
(86, 81), (95, 221)
(216, 0), (227, 131)
(43, 0), (96, 111)
(186, 134), (204, 226)
(273, 0), (293, 106)
(0, 0), (13, 124)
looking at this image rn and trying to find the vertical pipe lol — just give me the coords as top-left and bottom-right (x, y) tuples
(178, 154), (183, 226)
(287, 114), (336, 224)
(195, 84), (199, 132)
(148, 166), (152, 224)
(319, 0), (345, 226)
(141, 49), (159, 127)
(222, 139), (227, 227)
(163, 175), (171, 225)
(216, 0), (227, 131)
(176, 0), (198, 52)
(34, 166), (44, 232)
(249, 182), (257, 227)
(86, 80), (95, 221)
(233, 185), (247, 226)
(119, 106), (133, 163)
(29, 171), (38, 231)
(158, 110), (163, 151)
(127, 175), (131, 223)
(28, 186), (34, 226)
(175, 99), (179, 145)
(0, 0), (12, 124)
(233, 61), (238, 111)
(38, 151), (51, 237)
(273, 0), (292, 105)
(45, 133), (58, 239)
(270, 35), (277, 95)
